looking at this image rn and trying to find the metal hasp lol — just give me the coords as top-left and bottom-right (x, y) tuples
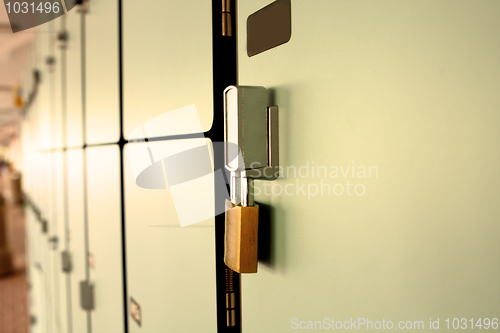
(41, 219), (48, 234)
(61, 250), (72, 273)
(57, 31), (68, 50)
(224, 86), (279, 177)
(48, 236), (58, 250)
(45, 56), (56, 72)
(223, 85), (279, 274)
(77, 0), (89, 13)
(80, 281), (95, 310)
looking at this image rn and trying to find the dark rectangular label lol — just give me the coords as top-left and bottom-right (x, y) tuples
(247, 0), (291, 57)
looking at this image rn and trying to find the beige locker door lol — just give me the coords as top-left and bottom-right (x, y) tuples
(237, 1), (500, 332)
(26, 208), (47, 333)
(51, 17), (72, 333)
(39, 153), (53, 333)
(123, 0), (213, 140)
(35, 26), (56, 333)
(66, 10), (84, 148)
(124, 140), (216, 333)
(67, 149), (89, 333)
(64, 10), (91, 333)
(53, 151), (70, 333)
(25, 210), (40, 332)
(48, 17), (70, 332)
(122, 1), (217, 332)
(36, 32), (52, 153)
(53, 17), (64, 150)
(47, 151), (64, 333)
(86, 145), (124, 333)
(84, 0), (120, 145)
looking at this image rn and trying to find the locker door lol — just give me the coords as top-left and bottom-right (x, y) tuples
(237, 1), (500, 332)
(86, 145), (124, 333)
(47, 151), (64, 333)
(124, 139), (216, 332)
(64, 9), (91, 333)
(123, 1), (218, 332)
(38, 153), (52, 333)
(84, 0), (119, 145)
(47, 18), (69, 333)
(66, 10), (84, 148)
(26, 204), (46, 333)
(53, 151), (70, 333)
(67, 149), (88, 333)
(35, 27), (55, 333)
(53, 17), (65, 150)
(25, 209), (39, 330)
(123, 0), (213, 140)
(53, 16), (72, 333)
(36, 27), (52, 152)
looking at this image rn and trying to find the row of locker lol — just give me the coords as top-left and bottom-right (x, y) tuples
(22, 1), (214, 150)
(23, 145), (217, 333)
(18, 1), (500, 332)
(20, 1), (219, 332)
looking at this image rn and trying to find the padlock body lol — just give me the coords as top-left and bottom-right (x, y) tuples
(224, 203), (259, 273)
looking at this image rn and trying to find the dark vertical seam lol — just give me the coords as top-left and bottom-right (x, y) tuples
(118, 0), (129, 330)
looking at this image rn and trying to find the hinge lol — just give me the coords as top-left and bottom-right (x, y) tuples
(222, 0), (233, 37)
(61, 251), (72, 273)
(225, 267), (237, 327)
(80, 281), (95, 311)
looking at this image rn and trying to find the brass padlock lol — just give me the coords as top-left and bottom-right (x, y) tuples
(225, 201), (259, 273)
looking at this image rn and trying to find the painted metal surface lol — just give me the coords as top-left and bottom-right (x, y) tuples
(238, 1), (500, 331)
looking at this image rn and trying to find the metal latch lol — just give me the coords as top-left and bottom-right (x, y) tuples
(61, 251), (72, 273)
(224, 85), (279, 205)
(41, 219), (48, 234)
(77, 0), (89, 13)
(57, 31), (68, 50)
(223, 86), (279, 274)
(80, 281), (95, 311)
(45, 56), (56, 72)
